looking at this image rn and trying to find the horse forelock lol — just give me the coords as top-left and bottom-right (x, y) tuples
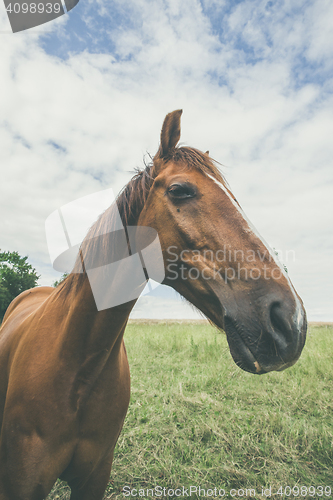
(116, 146), (225, 227)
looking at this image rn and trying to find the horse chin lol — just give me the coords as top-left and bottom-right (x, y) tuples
(220, 318), (264, 375)
(226, 332), (266, 375)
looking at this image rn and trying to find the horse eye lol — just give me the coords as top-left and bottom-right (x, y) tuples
(167, 183), (196, 200)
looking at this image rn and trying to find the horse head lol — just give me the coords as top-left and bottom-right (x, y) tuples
(137, 110), (307, 374)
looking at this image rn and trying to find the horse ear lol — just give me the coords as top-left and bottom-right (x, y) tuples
(158, 109), (182, 158)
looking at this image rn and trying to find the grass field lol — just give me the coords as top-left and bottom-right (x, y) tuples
(48, 323), (333, 500)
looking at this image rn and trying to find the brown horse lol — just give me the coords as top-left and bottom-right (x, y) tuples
(0, 110), (306, 500)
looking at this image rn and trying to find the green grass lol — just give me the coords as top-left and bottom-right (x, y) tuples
(48, 324), (333, 499)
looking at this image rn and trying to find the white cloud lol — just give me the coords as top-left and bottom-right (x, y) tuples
(0, 0), (332, 320)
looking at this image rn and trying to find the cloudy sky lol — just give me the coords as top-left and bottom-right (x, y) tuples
(0, 0), (332, 321)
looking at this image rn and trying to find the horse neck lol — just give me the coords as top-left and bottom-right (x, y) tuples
(54, 272), (136, 362)
(54, 190), (145, 359)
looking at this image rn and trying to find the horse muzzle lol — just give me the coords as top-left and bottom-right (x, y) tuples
(223, 297), (307, 374)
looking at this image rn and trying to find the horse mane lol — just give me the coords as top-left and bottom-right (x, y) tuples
(57, 146), (225, 295)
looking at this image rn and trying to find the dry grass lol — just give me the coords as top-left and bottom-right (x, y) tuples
(48, 323), (333, 500)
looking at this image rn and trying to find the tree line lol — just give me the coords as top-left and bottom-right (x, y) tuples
(0, 250), (40, 322)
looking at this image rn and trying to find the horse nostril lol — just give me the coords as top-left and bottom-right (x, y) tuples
(269, 302), (293, 348)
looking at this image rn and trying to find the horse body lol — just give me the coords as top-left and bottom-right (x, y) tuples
(0, 110), (307, 499)
(0, 283), (131, 499)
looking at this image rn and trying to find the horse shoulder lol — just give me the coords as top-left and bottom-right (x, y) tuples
(1, 286), (54, 327)
(0, 287), (56, 417)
